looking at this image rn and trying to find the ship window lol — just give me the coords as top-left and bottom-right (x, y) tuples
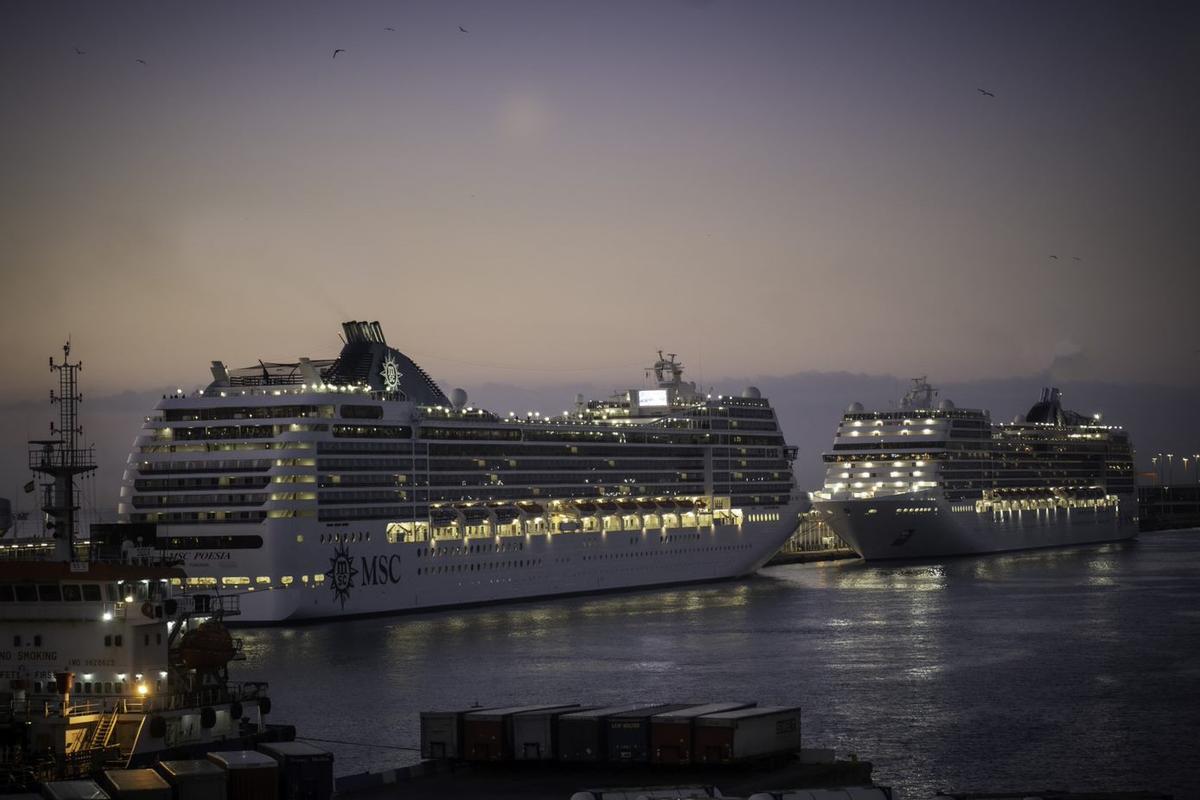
(104, 635), (112, 647)
(38, 585), (62, 602)
(12, 635), (19, 647)
(33, 682), (42, 693)
(114, 635), (123, 647)
(61, 585), (82, 602)
(340, 404), (383, 419)
(34, 635), (41, 647)
(104, 682), (112, 693)
(0, 585), (12, 602)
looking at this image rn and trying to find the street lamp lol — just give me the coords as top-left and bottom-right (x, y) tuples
(1167, 453), (1175, 486)
(1152, 455), (1160, 485)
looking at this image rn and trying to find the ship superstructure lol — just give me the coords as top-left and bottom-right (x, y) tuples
(119, 322), (805, 623)
(811, 378), (1137, 560)
(2, 342), (271, 787)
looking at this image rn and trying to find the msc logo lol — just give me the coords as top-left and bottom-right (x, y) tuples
(325, 543), (358, 609)
(324, 545), (404, 608)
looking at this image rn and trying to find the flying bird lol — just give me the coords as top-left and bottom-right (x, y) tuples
(73, 47), (86, 55)
(978, 88), (995, 98)
(384, 26), (395, 31)
(459, 25), (469, 33)
(332, 48), (345, 58)
(1049, 255), (1059, 260)
(136, 58), (147, 65)
(1072, 256), (1082, 261)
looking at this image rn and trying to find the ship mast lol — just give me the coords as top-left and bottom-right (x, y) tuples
(27, 340), (96, 561)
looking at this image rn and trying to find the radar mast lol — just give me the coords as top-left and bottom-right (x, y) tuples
(646, 350), (685, 388)
(900, 376), (939, 411)
(27, 340), (96, 561)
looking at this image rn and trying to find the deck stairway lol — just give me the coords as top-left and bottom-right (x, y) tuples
(89, 712), (117, 750)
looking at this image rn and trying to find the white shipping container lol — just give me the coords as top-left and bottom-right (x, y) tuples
(694, 706), (801, 762)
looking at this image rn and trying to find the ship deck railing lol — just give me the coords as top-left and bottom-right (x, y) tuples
(27, 447), (96, 472)
(25, 682), (270, 720)
(173, 592), (241, 617)
(0, 541), (58, 561)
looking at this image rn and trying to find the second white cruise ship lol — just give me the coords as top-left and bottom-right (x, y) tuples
(120, 322), (806, 623)
(811, 378), (1137, 560)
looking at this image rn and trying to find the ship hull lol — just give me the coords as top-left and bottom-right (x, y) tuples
(813, 493), (1137, 561)
(163, 500), (807, 624)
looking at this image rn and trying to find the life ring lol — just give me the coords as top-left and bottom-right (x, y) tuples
(141, 602), (155, 618)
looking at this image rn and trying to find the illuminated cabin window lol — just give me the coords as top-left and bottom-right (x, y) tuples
(281, 576), (294, 586)
(255, 576), (271, 585)
(222, 577), (250, 586)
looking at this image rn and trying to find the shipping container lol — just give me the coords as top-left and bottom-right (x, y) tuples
(156, 760), (227, 800)
(693, 706), (801, 764)
(650, 702), (756, 764)
(511, 705), (596, 761)
(207, 750), (279, 800)
(419, 706), (502, 759)
(99, 770), (171, 800)
(40, 781), (110, 800)
(462, 704), (578, 761)
(747, 788), (896, 800)
(557, 704), (656, 762)
(605, 704), (693, 763)
(259, 741), (334, 800)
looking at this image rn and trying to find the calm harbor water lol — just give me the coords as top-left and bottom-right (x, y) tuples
(238, 530), (1200, 799)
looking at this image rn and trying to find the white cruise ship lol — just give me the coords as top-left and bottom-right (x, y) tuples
(119, 322), (806, 623)
(811, 378), (1137, 560)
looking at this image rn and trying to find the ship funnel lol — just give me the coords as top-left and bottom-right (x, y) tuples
(342, 320), (387, 345)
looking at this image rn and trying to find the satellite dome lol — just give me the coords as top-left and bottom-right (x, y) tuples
(575, 393), (585, 406)
(742, 386), (761, 399)
(847, 401), (864, 413)
(938, 398), (956, 410)
(450, 387), (468, 410)
(1012, 414), (1024, 424)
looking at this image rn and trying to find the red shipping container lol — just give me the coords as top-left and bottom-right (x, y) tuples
(649, 703), (754, 765)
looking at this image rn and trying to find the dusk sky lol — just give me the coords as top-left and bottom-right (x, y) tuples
(1, 1), (1198, 504)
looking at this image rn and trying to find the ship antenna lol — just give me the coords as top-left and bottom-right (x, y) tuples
(29, 340), (97, 561)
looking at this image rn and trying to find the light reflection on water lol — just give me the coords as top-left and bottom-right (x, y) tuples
(238, 532), (1200, 799)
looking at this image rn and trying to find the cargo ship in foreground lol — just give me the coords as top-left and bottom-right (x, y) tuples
(120, 321), (805, 623)
(811, 378), (1137, 560)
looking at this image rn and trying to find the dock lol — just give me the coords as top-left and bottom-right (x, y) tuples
(336, 754), (877, 799)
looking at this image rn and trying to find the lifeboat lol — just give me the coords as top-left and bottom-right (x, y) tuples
(175, 621), (237, 671)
